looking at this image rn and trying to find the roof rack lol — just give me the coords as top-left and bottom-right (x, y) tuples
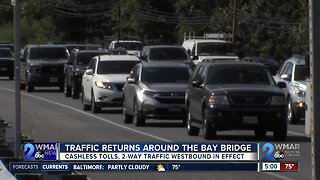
(184, 32), (232, 41)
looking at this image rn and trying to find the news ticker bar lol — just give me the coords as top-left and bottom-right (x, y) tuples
(10, 162), (258, 172)
(261, 162), (299, 172)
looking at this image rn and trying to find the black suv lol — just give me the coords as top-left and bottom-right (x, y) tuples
(186, 61), (287, 140)
(20, 45), (69, 92)
(0, 48), (14, 80)
(64, 50), (108, 98)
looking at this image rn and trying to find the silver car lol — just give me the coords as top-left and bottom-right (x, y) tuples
(122, 63), (191, 126)
(273, 55), (307, 124)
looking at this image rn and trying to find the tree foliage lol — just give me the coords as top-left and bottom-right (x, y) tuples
(0, 0), (308, 61)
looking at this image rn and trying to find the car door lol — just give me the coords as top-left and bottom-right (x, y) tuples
(124, 65), (140, 114)
(82, 58), (96, 101)
(187, 64), (205, 120)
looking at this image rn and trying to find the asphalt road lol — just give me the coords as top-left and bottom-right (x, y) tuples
(0, 78), (311, 180)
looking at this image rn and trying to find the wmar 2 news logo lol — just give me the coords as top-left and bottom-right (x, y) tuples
(261, 143), (301, 161)
(24, 143), (57, 161)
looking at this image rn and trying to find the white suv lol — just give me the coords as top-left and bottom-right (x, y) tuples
(81, 55), (140, 113)
(108, 40), (142, 56)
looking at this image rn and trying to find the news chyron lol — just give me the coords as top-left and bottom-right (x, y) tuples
(8, 142), (299, 173)
(260, 142), (301, 172)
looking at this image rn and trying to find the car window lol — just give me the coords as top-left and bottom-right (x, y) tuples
(197, 42), (235, 56)
(0, 49), (13, 57)
(141, 67), (190, 83)
(97, 61), (139, 74)
(76, 52), (106, 65)
(294, 65), (307, 81)
(114, 42), (142, 51)
(192, 65), (205, 82)
(149, 47), (188, 61)
(87, 58), (96, 73)
(206, 65), (275, 85)
(280, 62), (293, 76)
(29, 47), (68, 59)
(129, 65), (140, 82)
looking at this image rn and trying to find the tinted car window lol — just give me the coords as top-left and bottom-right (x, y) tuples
(114, 42), (142, 51)
(29, 47), (68, 59)
(197, 42), (234, 56)
(97, 61), (139, 74)
(76, 52), (106, 65)
(141, 67), (190, 83)
(149, 48), (188, 61)
(294, 65), (307, 81)
(0, 49), (13, 57)
(206, 65), (275, 85)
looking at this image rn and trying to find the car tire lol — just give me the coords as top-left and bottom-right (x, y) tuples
(273, 124), (287, 141)
(91, 92), (101, 113)
(71, 79), (79, 99)
(82, 89), (91, 111)
(64, 80), (71, 97)
(254, 128), (267, 140)
(26, 76), (34, 92)
(123, 98), (133, 124)
(187, 109), (200, 136)
(287, 98), (299, 124)
(203, 109), (216, 140)
(133, 100), (145, 127)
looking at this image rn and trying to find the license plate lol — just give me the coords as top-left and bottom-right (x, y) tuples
(243, 116), (258, 124)
(49, 77), (58, 83)
(169, 106), (181, 112)
(0, 67), (7, 71)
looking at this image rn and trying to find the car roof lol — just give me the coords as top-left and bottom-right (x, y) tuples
(142, 45), (184, 49)
(141, 62), (189, 68)
(27, 44), (67, 48)
(285, 55), (305, 65)
(183, 39), (229, 43)
(71, 50), (107, 54)
(199, 60), (266, 67)
(111, 40), (142, 43)
(99, 55), (140, 61)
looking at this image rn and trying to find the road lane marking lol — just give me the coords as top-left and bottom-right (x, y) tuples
(0, 87), (301, 180)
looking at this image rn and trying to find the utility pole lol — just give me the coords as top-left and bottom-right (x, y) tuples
(117, 1), (121, 41)
(232, 0), (238, 45)
(310, 0), (320, 179)
(13, 0), (22, 157)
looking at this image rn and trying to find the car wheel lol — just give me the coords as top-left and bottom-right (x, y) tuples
(20, 82), (26, 90)
(123, 98), (133, 124)
(254, 128), (267, 140)
(133, 100), (145, 127)
(64, 80), (71, 97)
(82, 89), (91, 111)
(287, 98), (299, 124)
(187, 109), (199, 136)
(273, 124), (287, 141)
(91, 92), (101, 113)
(71, 79), (79, 99)
(26, 76), (34, 92)
(203, 109), (216, 140)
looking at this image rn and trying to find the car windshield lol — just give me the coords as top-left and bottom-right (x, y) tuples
(0, 49), (13, 57)
(29, 47), (68, 59)
(294, 65), (307, 81)
(114, 42), (142, 51)
(141, 67), (190, 83)
(149, 47), (189, 61)
(198, 42), (235, 56)
(206, 65), (275, 85)
(76, 52), (106, 65)
(97, 61), (139, 74)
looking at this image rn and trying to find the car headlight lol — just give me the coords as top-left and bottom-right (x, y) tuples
(143, 90), (158, 97)
(270, 96), (286, 105)
(95, 81), (113, 90)
(208, 95), (229, 106)
(293, 86), (306, 97)
(30, 66), (40, 74)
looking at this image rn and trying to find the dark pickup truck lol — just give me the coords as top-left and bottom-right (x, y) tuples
(20, 45), (69, 92)
(0, 48), (14, 80)
(64, 50), (107, 98)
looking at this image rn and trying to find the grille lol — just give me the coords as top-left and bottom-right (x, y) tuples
(114, 83), (124, 91)
(155, 98), (185, 104)
(229, 94), (270, 105)
(41, 65), (64, 75)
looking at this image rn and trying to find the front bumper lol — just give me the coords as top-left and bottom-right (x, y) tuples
(292, 101), (305, 119)
(206, 105), (287, 130)
(29, 73), (64, 86)
(93, 87), (123, 107)
(0, 61), (14, 76)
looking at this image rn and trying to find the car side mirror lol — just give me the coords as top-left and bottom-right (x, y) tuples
(85, 69), (93, 76)
(127, 77), (136, 84)
(277, 81), (287, 89)
(192, 80), (203, 88)
(280, 74), (291, 81)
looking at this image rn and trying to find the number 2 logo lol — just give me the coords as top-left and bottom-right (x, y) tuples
(24, 143), (35, 160)
(262, 143), (275, 161)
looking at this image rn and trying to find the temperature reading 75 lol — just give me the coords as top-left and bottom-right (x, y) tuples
(172, 165), (180, 170)
(285, 163), (295, 170)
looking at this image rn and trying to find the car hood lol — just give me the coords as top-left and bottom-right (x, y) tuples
(205, 84), (285, 96)
(95, 74), (128, 83)
(29, 59), (67, 66)
(141, 83), (187, 92)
